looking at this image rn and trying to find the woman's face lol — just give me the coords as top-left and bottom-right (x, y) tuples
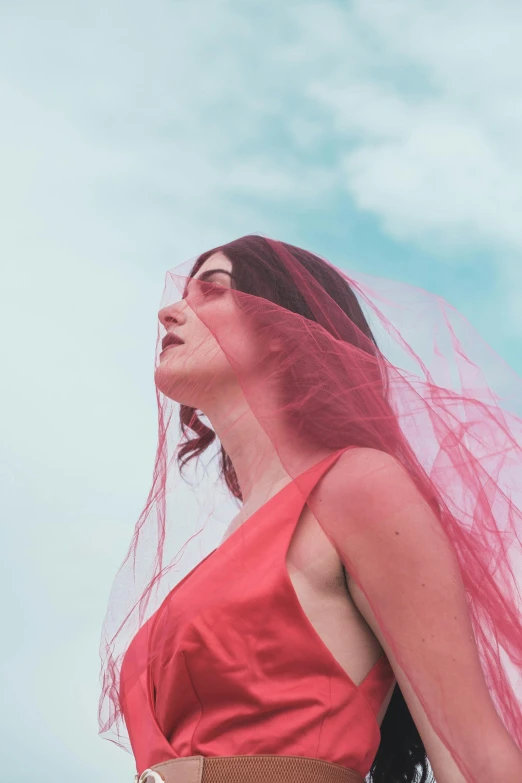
(154, 252), (262, 409)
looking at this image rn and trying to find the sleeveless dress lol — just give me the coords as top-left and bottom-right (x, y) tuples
(121, 447), (396, 777)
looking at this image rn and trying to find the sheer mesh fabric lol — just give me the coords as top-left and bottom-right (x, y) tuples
(100, 234), (522, 782)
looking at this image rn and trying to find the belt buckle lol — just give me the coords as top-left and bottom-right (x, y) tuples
(135, 769), (165, 783)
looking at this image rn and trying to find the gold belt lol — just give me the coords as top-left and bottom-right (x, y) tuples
(135, 754), (364, 783)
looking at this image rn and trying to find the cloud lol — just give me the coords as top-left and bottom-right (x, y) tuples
(304, 0), (522, 257)
(4, 0), (521, 260)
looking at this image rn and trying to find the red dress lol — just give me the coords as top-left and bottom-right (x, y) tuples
(121, 447), (396, 777)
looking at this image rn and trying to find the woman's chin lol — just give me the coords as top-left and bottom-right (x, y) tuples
(155, 366), (201, 408)
(154, 365), (181, 400)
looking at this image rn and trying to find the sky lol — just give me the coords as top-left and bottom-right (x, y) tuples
(1, 0), (522, 779)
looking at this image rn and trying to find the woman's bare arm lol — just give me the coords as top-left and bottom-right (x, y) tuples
(314, 447), (522, 783)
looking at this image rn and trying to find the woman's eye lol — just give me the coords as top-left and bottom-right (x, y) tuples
(202, 286), (226, 298)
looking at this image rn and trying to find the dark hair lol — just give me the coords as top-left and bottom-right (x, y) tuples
(176, 234), (432, 783)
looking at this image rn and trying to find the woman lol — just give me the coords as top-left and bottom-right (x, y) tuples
(100, 235), (522, 783)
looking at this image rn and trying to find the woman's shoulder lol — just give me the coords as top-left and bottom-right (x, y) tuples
(328, 446), (407, 494)
(315, 446), (425, 535)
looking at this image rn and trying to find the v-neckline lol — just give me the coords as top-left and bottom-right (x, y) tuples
(214, 447), (347, 557)
(163, 451), (340, 606)
(153, 448), (348, 615)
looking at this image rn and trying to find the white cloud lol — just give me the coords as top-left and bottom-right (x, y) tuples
(4, 0), (521, 258)
(305, 0), (522, 256)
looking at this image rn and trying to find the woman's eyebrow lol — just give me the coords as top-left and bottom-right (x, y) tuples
(184, 268), (233, 296)
(196, 268), (233, 282)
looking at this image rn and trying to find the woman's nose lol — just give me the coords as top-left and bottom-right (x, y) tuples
(158, 301), (185, 328)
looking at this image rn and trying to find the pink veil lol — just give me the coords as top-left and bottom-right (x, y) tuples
(99, 234), (522, 781)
